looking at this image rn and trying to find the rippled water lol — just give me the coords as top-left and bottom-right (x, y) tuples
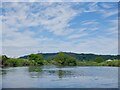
(0, 66), (118, 88)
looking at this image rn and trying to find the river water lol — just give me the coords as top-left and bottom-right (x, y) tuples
(0, 66), (118, 88)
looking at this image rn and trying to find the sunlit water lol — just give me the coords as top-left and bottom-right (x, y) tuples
(0, 66), (118, 88)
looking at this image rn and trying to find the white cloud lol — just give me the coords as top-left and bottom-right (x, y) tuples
(106, 19), (118, 35)
(83, 2), (99, 12)
(1, 2), (118, 57)
(74, 36), (118, 55)
(102, 9), (118, 18)
(2, 2), (80, 57)
(67, 33), (88, 40)
(2, 2), (80, 36)
(81, 20), (99, 26)
(39, 3), (79, 36)
(100, 3), (116, 9)
(2, 2), (81, 52)
(3, 35), (118, 57)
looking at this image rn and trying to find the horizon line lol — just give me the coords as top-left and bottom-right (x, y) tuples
(1, 51), (118, 58)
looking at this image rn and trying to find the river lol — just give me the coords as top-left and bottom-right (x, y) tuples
(0, 66), (118, 88)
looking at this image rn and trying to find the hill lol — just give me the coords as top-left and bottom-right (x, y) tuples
(19, 52), (118, 61)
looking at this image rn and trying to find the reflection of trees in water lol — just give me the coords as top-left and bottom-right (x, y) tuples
(57, 70), (73, 79)
(47, 70), (73, 79)
(28, 66), (43, 78)
(58, 70), (64, 78)
(1, 70), (7, 75)
(28, 66), (42, 72)
(1, 69), (13, 75)
(28, 66), (74, 79)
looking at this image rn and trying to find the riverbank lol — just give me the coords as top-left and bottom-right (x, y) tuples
(1, 53), (120, 67)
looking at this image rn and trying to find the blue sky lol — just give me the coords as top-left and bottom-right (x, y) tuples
(1, 2), (118, 57)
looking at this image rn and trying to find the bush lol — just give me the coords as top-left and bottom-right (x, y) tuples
(100, 60), (120, 67)
(54, 52), (77, 66)
(77, 61), (99, 66)
(2, 57), (30, 67)
(2, 55), (9, 66)
(28, 54), (44, 65)
(94, 57), (105, 63)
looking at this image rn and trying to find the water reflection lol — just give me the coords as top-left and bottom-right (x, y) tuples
(2, 70), (7, 75)
(1, 68), (13, 75)
(28, 66), (74, 79)
(57, 70), (73, 78)
(1, 66), (118, 88)
(28, 66), (43, 78)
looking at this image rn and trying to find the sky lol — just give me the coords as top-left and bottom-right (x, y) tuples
(1, 1), (119, 57)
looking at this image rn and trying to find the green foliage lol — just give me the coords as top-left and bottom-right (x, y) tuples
(2, 55), (9, 66)
(1, 54), (119, 67)
(3, 58), (30, 67)
(2, 55), (8, 60)
(77, 60), (120, 67)
(43, 60), (50, 65)
(28, 54), (43, 61)
(77, 61), (99, 66)
(1, 55), (30, 67)
(1, 54), (48, 67)
(99, 60), (120, 67)
(21, 53), (118, 61)
(54, 52), (77, 66)
(28, 54), (44, 65)
(94, 57), (104, 63)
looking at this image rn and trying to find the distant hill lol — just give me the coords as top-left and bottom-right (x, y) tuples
(19, 52), (118, 61)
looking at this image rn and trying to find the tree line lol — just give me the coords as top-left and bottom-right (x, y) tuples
(1, 52), (120, 67)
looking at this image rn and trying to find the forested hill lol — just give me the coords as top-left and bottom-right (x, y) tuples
(19, 52), (118, 61)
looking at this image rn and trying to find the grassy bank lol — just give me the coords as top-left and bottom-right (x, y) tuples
(77, 60), (120, 67)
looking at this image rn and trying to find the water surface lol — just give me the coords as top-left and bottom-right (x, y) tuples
(1, 66), (118, 88)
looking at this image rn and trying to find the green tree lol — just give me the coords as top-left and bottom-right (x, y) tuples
(94, 57), (104, 63)
(28, 54), (44, 65)
(7, 58), (20, 67)
(2, 55), (9, 66)
(54, 52), (77, 66)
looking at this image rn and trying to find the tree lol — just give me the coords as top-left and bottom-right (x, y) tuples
(94, 57), (104, 63)
(2, 55), (9, 66)
(28, 54), (44, 65)
(54, 52), (77, 66)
